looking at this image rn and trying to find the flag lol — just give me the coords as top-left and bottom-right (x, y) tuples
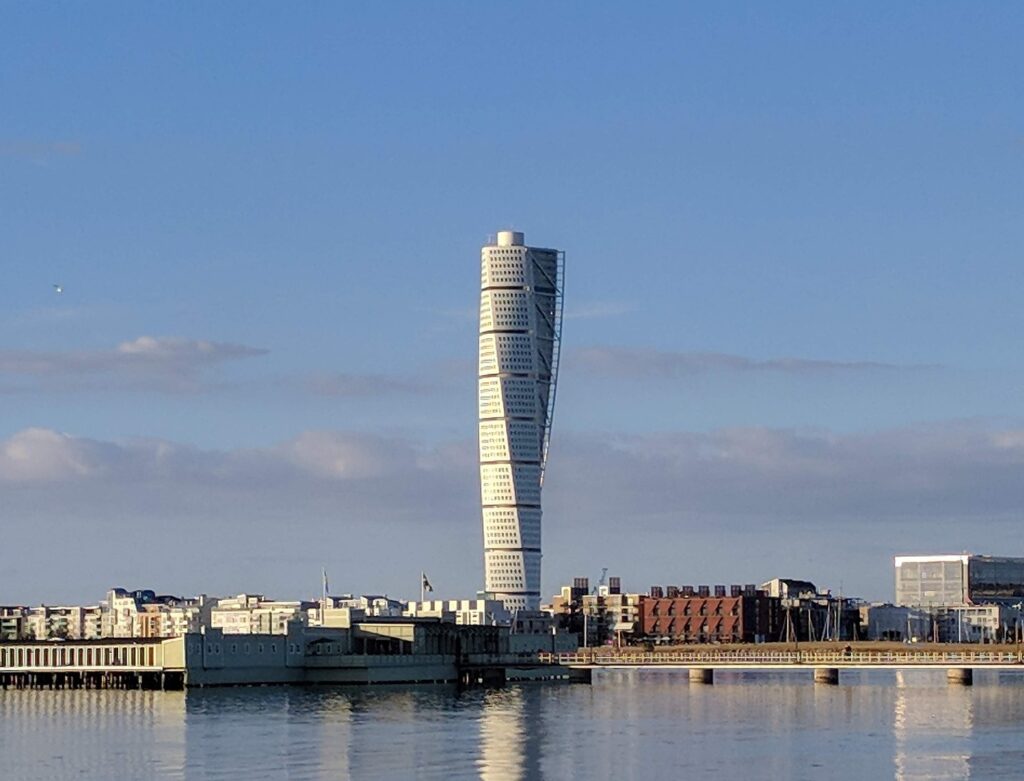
(422, 573), (433, 593)
(322, 568), (329, 596)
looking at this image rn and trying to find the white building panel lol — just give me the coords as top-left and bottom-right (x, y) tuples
(479, 420), (541, 464)
(496, 377), (540, 419)
(480, 289), (532, 331)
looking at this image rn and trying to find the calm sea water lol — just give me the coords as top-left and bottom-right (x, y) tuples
(4, 670), (1024, 780)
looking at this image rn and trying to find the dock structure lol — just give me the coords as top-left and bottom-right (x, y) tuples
(0, 638), (184, 690)
(541, 649), (1024, 686)
(0, 622), (570, 690)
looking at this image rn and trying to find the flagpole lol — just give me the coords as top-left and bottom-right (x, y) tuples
(321, 567), (328, 625)
(420, 572), (424, 605)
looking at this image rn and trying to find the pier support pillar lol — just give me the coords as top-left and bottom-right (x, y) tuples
(568, 667), (593, 684)
(947, 668), (973, 686)
(814, 668), (839, 685)
(689, 668), (714, 684)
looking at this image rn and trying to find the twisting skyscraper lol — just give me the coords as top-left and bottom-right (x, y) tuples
(478, 230), (564, 611)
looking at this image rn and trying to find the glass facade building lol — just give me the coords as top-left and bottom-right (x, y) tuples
(966, 557), (1024, 604)
(895, 555), (1024, 607)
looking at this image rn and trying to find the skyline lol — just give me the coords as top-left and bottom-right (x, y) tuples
(2, 5), (1023, 604)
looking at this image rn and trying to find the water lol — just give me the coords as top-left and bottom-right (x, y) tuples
(4, 670), (1024, 780)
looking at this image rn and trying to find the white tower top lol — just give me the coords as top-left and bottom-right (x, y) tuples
(496, 230), (524, 247)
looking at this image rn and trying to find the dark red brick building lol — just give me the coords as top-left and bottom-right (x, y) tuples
(639, 588), (781, 643)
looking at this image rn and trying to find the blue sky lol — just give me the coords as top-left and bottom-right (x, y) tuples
(1, 4), (1022, 604)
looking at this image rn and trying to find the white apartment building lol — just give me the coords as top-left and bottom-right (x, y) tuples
(102, 588), (207, 638)
(210, 594), (313, 635)
(0, 607), (27, 641)
(24, 605), (102, 640)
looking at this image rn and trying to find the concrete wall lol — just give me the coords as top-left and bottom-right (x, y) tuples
(182, 628), (305, 686)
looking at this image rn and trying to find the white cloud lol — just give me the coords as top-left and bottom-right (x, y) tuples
(0, 336), (268, 393)
(278, 431), (421, 479)
(4, 421), (1022, 603)
(0, 428), (104, 482)
(113, 336), (254, 361)
(4, 421), (1021, 520)
(0, 427), (472, 494)
(545, 422), (1024, 523)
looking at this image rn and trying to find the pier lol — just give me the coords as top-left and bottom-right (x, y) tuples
(0, 627), (568, 690)
(540, 648), (1024, 685)
(0, 638), (185, 690)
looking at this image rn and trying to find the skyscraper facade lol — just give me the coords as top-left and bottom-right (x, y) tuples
(478, 230), (564, 611)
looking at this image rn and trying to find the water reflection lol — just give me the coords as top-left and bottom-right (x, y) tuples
(0, 690), (186, 780)
(477, 687), (542, 781)
(572, 669), (902, 779)
(893, 670), (973, 780)
(5, 672), (1024, 780)
(183, 687), (354, 780)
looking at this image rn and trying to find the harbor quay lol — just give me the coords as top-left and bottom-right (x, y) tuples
(0, 620), (575, 690)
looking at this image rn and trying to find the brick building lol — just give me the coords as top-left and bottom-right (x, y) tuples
(639, 586), (781, 643)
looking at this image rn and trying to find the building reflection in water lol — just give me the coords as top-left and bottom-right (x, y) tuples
(477, 686), (543, 781)
(8, 672), (1024, 779)
(0, 690), (186, 779)
(184, 687), (353, 779)
(893, 670), (973, 781)
(183, 683), (546, 780)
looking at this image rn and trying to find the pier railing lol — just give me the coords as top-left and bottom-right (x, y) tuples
(540, 650), (1024, 667)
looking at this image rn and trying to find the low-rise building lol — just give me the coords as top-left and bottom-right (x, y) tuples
(581, 590), (643, 647)
(760, 578), (818, 601)
(82, 606), (103, 639)
(210, 594), (314, 635)
(548, 576), (642, 647)
(328, 595), (404, 618)
(859, 604), (932, 642)
(3, 605), (104, 641)
(404, 599), (511, 626)
(932, 604), (1023, 643)
(27, 606), (103, 640)
(0, 607), (28, 641)
(639, 586), (781, 644)
(103, 588), (210, 638)
(760, 578), (862, 642)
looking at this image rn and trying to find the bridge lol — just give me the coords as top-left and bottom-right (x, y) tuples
(539, 649), (1024, 685)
